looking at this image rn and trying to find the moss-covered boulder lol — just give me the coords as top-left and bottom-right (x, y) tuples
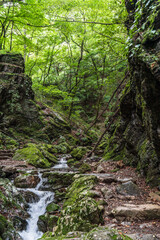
(42, 172), (74, 190)
(46, 202), (60, 213)
(39, 227), (133, 240)
(13, 143), (58, 168)
(71, 147), (87, 160)
(37, 214), (59, 233)
(0, 178), (27, 218)
(55, 175), (103, 235)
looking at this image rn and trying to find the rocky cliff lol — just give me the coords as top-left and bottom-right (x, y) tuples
(0, 53), (70, 148)
(105, 0), (160, 186)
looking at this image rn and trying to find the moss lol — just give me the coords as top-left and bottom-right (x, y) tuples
(65, 134), (79, 146)
(55, 175), (103, 236)
(71, 147), (87, 160)
(0, 214), (7, 235)
(46, 203), (60, 213)
(79, 163), (92, 173)
(13, 143), (52, 168)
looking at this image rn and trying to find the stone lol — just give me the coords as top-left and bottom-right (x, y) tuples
(127, 234), (160, 240)
(149, 192), (160, 202)
(22, 191), (40, 203)
(14, 173), (40, 188)
(111, 204), (160, 221)
(13, 143), (58, 168)
(98, 174), (117, 184)
(55, 175), (103, 235)
(12, 216), (28, 231)
(97, 165), (105, 173)
(101, 187), (113, 200)
(37, 214), (58, 233)
(116, 181), (140, 196)
(83, 227), (132, 240)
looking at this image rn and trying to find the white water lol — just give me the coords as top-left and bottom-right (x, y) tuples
(19, 156), (69, 240)
(53, 155), (69, 169)
(19, 172), (54, 240)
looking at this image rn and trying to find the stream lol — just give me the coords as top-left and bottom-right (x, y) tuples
(18, 155), (69, 240)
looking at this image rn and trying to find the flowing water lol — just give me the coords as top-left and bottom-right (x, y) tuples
(19, 156), (69, 240)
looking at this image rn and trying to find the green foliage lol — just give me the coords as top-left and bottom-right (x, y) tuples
(0, 0), (128, 120)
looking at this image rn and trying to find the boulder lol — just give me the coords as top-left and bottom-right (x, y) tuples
(13, 143), (58, 168)
(55, 175), (103, 235)
(22, 191), (40, 203)
(14, 173), (40, 188)
(111, 204), (160, 221)
(116, 181), (141, 196)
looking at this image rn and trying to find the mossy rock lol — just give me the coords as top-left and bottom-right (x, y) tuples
(0, 214), (7, 235)
(55, 175), (103, 236)
(79, 163), (92, 173)
(46, 202), (60, 213)
(83, 227), (133, 240)
(38, 214), (58, 233)
(42, 172), (74, 190)
(13, 143), (58, 168)
(71, 147), (87, 160)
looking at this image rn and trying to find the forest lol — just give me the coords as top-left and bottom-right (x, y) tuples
(0, 0), (160, 239)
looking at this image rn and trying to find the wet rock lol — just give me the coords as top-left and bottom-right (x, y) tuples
(111, 204), (160, 221)
(12, 216), (27, 231)
(42, 172), (74, 190)
(14, 173), (40, 188)
(116, 181), (140, 196)
(37, 214), (59, 233)
(22, 191), (40, 203)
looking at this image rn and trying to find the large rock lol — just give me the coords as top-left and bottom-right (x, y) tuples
(13, 143), (58, 168)
(112, 204), (160, 221)
(0, 53), (39, 128)
(116, 181), (141, 196)
(55, 175), (103, 235)
(83, 227), (132, 240)
(14, 173), (40, 188)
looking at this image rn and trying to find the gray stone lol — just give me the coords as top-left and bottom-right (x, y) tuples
(111, 204), (160, 220)
(116, 181), (140, 196)
(127, 234), (160, 240)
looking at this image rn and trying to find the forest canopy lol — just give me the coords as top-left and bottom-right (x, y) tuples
(0, 0), (128, 119)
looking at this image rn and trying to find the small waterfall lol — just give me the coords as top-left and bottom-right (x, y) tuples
(18, 156), (69, 240)
(53, 155), (69, 169)
(19, 172), (54, 240)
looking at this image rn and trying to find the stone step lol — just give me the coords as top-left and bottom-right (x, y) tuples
(111, 204), (160, 221)
(0, 156), (12, 160)
(127, 234), (160, 240)
(0, 153), (13, 157)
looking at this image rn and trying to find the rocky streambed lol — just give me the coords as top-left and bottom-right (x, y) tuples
(0, 155), (160, 240)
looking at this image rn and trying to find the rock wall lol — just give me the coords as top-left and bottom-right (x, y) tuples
(0, 53), (71, 145)
(0, 53), (39, 128)
(105, 0), (160, 186)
